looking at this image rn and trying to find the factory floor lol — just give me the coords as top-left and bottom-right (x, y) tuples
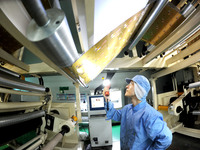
(167, 133), (200, 150)
(79, 124), (200, 150)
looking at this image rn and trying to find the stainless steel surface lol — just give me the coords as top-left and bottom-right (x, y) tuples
(0, 66), (20, 78)
(26, 8), (79, 67)
(0, 110), (45, 128)
(189, 81), (200, 88)
(0, 71), (46, 92)
(181, 3), (196, 17)
(22, 0), (49, 27)
(0, 5), (78, 83)
(128, 0), (167, 50)
(0, 87), (46, 97)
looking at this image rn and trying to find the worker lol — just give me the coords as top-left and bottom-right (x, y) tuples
(103, 75), (172, 150)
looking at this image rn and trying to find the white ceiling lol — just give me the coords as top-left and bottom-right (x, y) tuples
(93, 0), (148, 45)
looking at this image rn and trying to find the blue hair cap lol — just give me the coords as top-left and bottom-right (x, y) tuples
(125, 75), (150, 101)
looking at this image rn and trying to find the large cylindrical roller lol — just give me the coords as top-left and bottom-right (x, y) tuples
(0, 110), (45, 128)
(0, 71), (46, 92)
(26, 8), (80, 67)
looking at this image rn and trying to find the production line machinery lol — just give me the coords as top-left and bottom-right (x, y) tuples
(168, 81), (200, 138)
(0, 67), (77, 150)
(0, 0), (83, 148)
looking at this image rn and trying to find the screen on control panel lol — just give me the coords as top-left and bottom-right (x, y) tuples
(89, 95), (105, 110)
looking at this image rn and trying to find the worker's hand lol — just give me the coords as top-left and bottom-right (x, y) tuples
(103, 87), (110, 102)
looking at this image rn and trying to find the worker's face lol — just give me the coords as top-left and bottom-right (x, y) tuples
(125, 81), (135, 97)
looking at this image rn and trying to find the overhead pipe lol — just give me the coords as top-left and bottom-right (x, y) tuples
(128, 0), (168, 50)
(0, 110), (45, 128)
(0, 71), (46, 92)
(0, 66), (20, 78)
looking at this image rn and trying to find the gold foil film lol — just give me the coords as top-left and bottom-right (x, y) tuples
(70, 9), (145, 84)
(142, 3), (185, 46)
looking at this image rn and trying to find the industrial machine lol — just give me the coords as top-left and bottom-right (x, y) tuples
(88, 95), (112, 148)
(1, 0), (200, 149)
(43, 113), (76, 150)
(168, 81), (200, 138)
(44, 102), (80, 149)
(0, 68), (79, 149)
(0, 68), (51, 149)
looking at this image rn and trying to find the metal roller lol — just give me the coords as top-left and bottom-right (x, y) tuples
(22, 0), (86, 87)
(129, 0), (167, 50)
(0, 117), (43, 145)
(188, 81), (200, 89)
(0, 71), (46, 92)
(25, 7), (80, 67)
(0, 110), (45, 128)
(0, 66), (20, 78)
(181, 3), (196, 17)
(22, 0), (49, 27)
